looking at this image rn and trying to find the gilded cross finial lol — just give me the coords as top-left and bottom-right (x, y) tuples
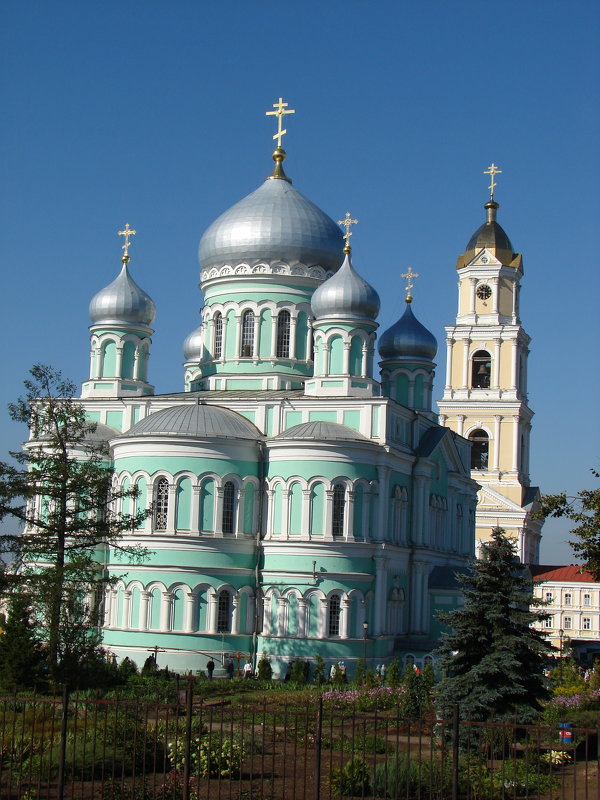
(118, 223), (136, 260)
(337, 211), (358, 253)
(484, 162), (502, 200)
(265, 97), (295, 149)
(401, 266), (420, 303)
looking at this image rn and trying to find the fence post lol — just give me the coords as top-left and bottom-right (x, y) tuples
(451, 703), (459, 800)
(56, 683), (70, 800)
(182, 675), (194, 800)
(315, 695), (323, 800)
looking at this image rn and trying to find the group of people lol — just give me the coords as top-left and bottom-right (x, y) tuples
(205, 656), (254, 680)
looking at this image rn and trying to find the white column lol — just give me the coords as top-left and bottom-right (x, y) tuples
(289, 315), (297, 359)
(325, 489), (334, 537)
(115, 345), (123, 378)
(444, 339), (452, 390)
(511, 341), (518, 390)
(208, 590), (218, 634)
(462, 340), (470, 389)
(265, 489), (275, 537)
(457, 415), (465, 437)
(439, 414), (447, 427)
(110, 590), (118, 627)
(373, 554), (387, 635)
(234, 314), (242, 358)
(191, 486), (201, 533)
(493, 415), (501, 470)
(235, 485), (244, 537)
(323, 343), (331, 375)
(133, 347), (140, 380)
(184, 592), (195, 632)
(270, 314), (278, 358)
(277, 597), (287, 637)
(340, 597), (351, 639)
(343, 341), (351, 375)
(297, 597), (308, 638)
(491, 277), (499, 314)
(319, 598), (328, 638)
(89, 348), (96, 379)
(215, 487), (224, 535)
(262, 596), (272, 636)
(512, 415), (520, 471)
(139, 591), (151, 631)
(512, 281), (519, 322)
(469, 278), (477, 314)
(123, 591), (132, 628)
(345, 490), (355, 540)
(231, 593), (240, 635)
(252, 314), (260, 359)
(361, 343), (368, 378)
(493, 339), (501, 389)
(160, 592), (172, 631)
(281, 488), (290, 539)
(167, 484), (177, 532)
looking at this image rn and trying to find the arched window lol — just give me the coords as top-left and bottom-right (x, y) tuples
(468, 429), (489, 470)
(154, 478), (169, 530)
(217, 590), (231, 633)
(240, 310), (255, 357)
(328, 594), (341, 637)
(222, 481), (235, 534)
(332, 484), (345, 537)
(471, 350), (491, 388)
(213, 312), (223, 359)
(276, 309), (291, 358)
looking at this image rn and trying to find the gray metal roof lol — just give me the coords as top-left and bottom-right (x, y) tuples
(183, 324), (203, 361)
(198, 177), (344, 272)
(311, 252), (380, 321)
(272, 420), (370, 442)
(120, 403), (260, 440)
(378, 301), (437, 361)
(89, 262), (156, 326)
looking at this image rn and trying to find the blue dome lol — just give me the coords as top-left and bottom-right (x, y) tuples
(89, 262), (156, 326)
(311, 253), (380, 321)
(378, 301), (437, 361)
(199, 177), (344, 272)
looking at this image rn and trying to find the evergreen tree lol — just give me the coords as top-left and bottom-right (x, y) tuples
(0, 365), (148, 684)
(435, 528), (551, 723)
(0, 592), (44, 690)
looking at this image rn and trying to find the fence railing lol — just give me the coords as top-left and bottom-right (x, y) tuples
(0, 684), (597, 800)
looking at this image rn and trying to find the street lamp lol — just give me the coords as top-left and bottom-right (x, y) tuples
(362, 620), (369, 665)
(558, 628), (565, 682)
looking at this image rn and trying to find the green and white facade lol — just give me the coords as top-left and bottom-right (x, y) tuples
(79, 145), (478, 678)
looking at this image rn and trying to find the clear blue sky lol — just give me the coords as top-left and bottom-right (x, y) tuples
(1, 1), (598, 562)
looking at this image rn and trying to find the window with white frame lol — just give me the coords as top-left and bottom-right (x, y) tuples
(222, 481), (235, 534)
(328, 594), (341, 637)
(276, 310), (291, 358)
(563, 616), (572, 629)
(154, 478), (169, 531)
(564, 593), (572, 606)
(332, 484), (345, 537)
(583, 593), (591, 607)
(544, 616), (553, 629)
(240, 310), (255, 357)
(217, 590), (231, 633)
(544, 592), (553, 603)
(213, 312), (223, 359)
(583, 617), (591, 631)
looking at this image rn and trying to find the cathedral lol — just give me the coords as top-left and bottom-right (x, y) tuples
(73, 102), (540, 677)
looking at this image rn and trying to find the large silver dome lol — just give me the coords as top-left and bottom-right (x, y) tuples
(311, 252), (380, 321)
(199, 177), (344, 272)
(89, 262), (156, 326)
(183, 325), (203, 362)
(120, 403), (259, 440)
(378, 301), (437, 361)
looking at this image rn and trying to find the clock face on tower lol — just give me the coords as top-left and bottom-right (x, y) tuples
(476, 285), (492, 300)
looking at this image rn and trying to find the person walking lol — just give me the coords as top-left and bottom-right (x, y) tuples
(226, 658), (234, 679)
(206, 658), (215, 680)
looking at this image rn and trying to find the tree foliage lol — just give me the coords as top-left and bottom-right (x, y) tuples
(537, 470), (600, 579)
(0, 365), (148, 684)
(0, 592), (45, 690)
(435, 528), (551, 723)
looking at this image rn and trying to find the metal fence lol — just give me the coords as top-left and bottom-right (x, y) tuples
(0, 684), (597, 800)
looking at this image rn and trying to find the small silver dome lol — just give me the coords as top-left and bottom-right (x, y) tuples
(273, 420), (370, 442)
(120, 403), (259, 440)
(90, 262), (156, 326)
(183, 325), (203, 362)
(199, 177), (344, 272)
(311, 252), (380, 321)
(378, 301), (437, 361)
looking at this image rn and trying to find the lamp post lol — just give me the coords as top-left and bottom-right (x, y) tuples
(362, 620), (369, 666)
(558, 628), (565, 682)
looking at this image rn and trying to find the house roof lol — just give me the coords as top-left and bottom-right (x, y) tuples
(530, 564), (596, 583)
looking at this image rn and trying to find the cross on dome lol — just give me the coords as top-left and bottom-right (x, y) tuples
(265, 97), (295, 149)
(401, 266), (420, 303)
(484, 163), (502, 200)
(337, 212), (358, 253)
(118, 223), (136, 259)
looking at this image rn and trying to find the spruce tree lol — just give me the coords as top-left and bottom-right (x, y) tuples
(435, 528), (551, 723)
(0, 592), (44, 690)
(0, 365), (148, 685)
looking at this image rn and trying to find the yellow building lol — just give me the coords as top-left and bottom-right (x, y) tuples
(438, 171), (543, 563)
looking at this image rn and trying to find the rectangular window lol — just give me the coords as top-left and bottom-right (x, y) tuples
(564, 593), (572, 606)
(563, 616), (572, 630)
(545, 592), (553, 604)
(544, 616), (553, 629)
(583, 593), (591, 607)
(583, 617), (591, 631)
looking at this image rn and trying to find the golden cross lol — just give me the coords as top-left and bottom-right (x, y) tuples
(118, 223), (136, 257)
(483, 162), (502, 199)
(401, 266), (420, 297)
(337, 211), (358, 251)
(265, 97), (295, 148)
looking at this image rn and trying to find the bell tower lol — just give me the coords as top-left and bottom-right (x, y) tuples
(437, 166), (542, 563)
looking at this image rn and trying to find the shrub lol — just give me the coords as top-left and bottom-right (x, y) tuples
(168, 731), (248, 779)
(386, 658), (401, 688)
(329, 757), (370, 796)
(257, 655), (272, 681)
(372, 752), (449, 797)
(313, 654), (326, 685)
(289, 657), (309, 685)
